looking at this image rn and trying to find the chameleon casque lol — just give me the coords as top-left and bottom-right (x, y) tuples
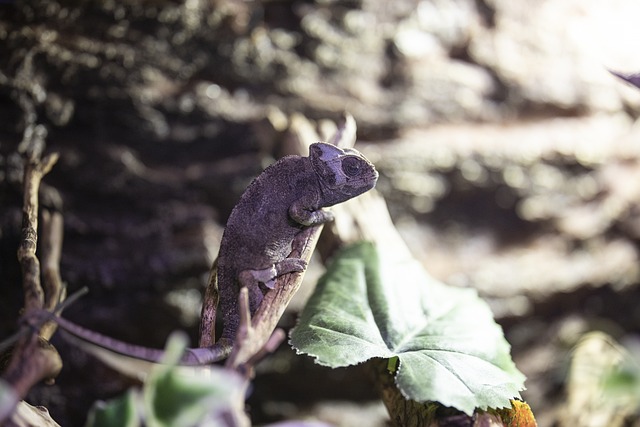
(38, 141), (378, 366)
(209, 141), (378, 359)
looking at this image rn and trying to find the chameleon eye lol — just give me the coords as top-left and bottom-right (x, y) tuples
(341, 156), (362, 177)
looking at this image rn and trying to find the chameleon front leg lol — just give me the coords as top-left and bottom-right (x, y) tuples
(289, 198), (335, 227)
(239, 258), (307, 290)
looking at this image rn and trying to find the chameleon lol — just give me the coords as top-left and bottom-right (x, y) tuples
(205, 141), (379, 360)
(31, 141), (378, 367)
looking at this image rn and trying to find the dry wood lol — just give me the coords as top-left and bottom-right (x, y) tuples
(1, 134), (65, 425)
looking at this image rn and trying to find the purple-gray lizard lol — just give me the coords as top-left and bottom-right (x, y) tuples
(206, 141), (378, 360)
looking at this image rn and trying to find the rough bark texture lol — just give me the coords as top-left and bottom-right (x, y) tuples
(2, 1), (640, 426)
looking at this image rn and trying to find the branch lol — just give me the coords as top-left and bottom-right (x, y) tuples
(17, 150), (58, 312)
(1, 138), (64, 425)
(40, 209), (66, 339)
(198, 264), (219, 348)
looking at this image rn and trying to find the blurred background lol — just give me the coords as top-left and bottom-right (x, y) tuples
(2, 0), (640, 425)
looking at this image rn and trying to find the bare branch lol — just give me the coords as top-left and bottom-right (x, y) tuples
(329, 112), (357, 149)
(2, 335), (62, 401)
(16, 150), (59, 312)
(199, 264), (219, 348)
(1, 143), (63, 425)
(40, 210), (65, 339)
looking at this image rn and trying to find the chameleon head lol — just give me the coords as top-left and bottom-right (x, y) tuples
(309, 142), (379, 204)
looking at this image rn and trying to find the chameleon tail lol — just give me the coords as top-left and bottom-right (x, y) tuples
(34, 311), (232, 379)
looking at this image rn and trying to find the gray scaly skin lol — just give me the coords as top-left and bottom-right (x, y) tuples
(32, 142), (377, 367)
(208, 142), (378, 359)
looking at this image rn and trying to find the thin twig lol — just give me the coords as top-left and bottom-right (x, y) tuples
(330, 113), (357, 149)
(40, 209), (65, 339)
(53, 286), (88, 314)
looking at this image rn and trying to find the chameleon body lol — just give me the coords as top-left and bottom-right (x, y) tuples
(210, 142), (378, 357)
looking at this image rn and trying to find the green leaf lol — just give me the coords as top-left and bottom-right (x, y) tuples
(290, 242), (525, 415)
(603, 343), (640, 403)
(86, 333), (246, 427)
(85, 389), (140, 427)
(144, 332), (246, 427)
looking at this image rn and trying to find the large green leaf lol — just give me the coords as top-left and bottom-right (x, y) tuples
(290, 242), (525, 415)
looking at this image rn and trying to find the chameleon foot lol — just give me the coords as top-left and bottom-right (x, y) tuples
(239, 258), (307, 290)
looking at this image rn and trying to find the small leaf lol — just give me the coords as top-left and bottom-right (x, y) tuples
(290, 242), (525, 415)
(85, 389), (140, 427)
(387, 356), (399, 374)
(144, 332), (246, 427)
